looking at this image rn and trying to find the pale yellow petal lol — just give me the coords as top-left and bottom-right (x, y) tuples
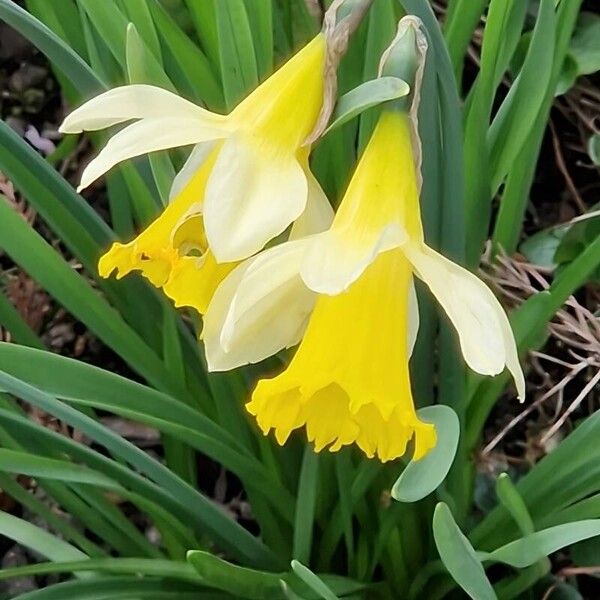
(408, 278), (420, 356)
(405, 243), (525, 398)
(203, 135), (307, 262)
(300, 224), (406, 295)
(289, 164), (333, 239)
(78, 117), (225, 191)
(203, 240), (316, 372)
(60, 84), (223, 133)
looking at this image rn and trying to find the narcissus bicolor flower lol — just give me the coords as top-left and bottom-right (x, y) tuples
(97, 145), (237, 314)
(204, 109), (525, 462)
(60, 34), (326, 264)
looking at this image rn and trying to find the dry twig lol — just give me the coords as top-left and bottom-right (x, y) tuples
(480, 248), (600, 456)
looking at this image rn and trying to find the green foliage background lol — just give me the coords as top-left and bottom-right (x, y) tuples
(0, 0), (599, 598)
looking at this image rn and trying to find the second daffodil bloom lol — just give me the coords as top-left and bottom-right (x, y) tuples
(60, 34), (327, 263)
(204, 109), (525, 463)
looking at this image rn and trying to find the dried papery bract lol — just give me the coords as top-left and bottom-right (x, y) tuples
(305, 0), (375, 144)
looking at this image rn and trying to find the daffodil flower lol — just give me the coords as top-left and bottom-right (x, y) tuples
(98, 140), (332, 316)
(60, 34), (327, 263)
(204, 109), (525, 462)
(97, 145), (236, 314)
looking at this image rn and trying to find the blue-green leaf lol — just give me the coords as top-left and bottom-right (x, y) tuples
(325, 77), (410, 135)
(484, 520), (600, 568)
(392, 405), (459, 502)
(433, 503), (497, 600)
(290, 561), (339, 600)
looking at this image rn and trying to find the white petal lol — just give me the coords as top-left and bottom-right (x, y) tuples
(77, 117), (225, 191)
(169, 142), (215, 201)
(300, 223), (406, 295)
(60, 84), (221, 133)
(203, 135), (308, 262)
(289, 169), (333, 239)
(408, 278), (420, 357)
(204, 240), (316, 371)
(405, 243), (524, 398)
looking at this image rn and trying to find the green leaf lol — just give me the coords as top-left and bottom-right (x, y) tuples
(0, 448), (118, 488)
(0, 371), (280, 569)
(0, 472), (104, 558)
(215, 0), (259, 109)
(464, 0), (527, 263)
(571, 535), (600, 567)
(290, 561), (339, 600)
(392, 405), (460, 503)
(484, 520), (600, 568)
(119, 0), (162, 59)
(554, 205), (600, 273)
(126, 21), (175, 90)
(79, 6), (123, 85)
(334, 451), (355, 573)
(148, 0), (224, 110)
(568, 12), (600, 76)
(0, 558), (199, 583)
(0, 448), (162, 558)
(0, 511), (88, 564)
(442, 0), (488, 83)
(492, 0), (583, 254)
(0, 196), (185, 401)
(0, 293), (43, 349)
(0, 343), (294, 522)
(184, 0), (220, 73)
(471, 411), (600, 551)
(10, 577), (212, 600)
(433, 503), (497, 600)
(242, 0), (273, 79)
(496, 473), (535, 536)
(325, 77), (410, 135)
(293, 449), (319, 564)
(25, 0), (88, 61)
(519, 225), (570, 268)
(187, 550), (282, 599)
(357, 0), (398, 150)
(77, 0), (129, 68)
(488, 0), (556, 193)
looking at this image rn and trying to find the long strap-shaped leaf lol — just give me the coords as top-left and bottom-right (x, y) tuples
(0, 343), (295, 520)
(0, 198), (196, 405)
(11, 577), (217, 600)
(0, 371), (280, 569)
(0, 558), (200, 584)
